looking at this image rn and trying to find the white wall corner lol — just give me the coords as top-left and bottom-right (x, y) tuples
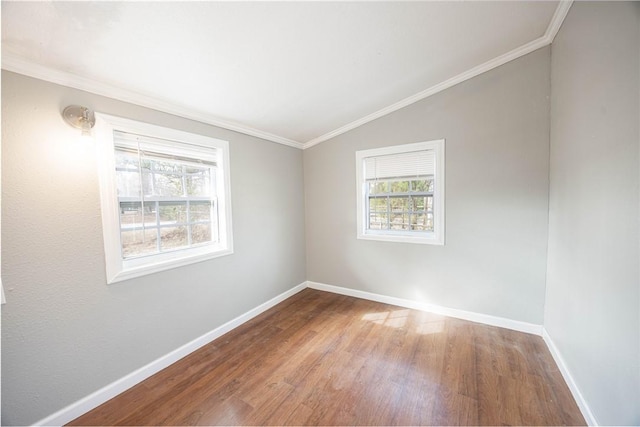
(307, 281), (598, 424)
(29, 280), (596, 426)
(541, 328), (598, 426)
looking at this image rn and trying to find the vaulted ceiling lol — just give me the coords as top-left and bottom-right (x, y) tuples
(2, 1), (568, 149)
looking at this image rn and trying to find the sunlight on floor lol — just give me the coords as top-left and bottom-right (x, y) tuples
(416, 320), (445, 335)
(361, 309), (445, 334)
(362, 309), (409, 328)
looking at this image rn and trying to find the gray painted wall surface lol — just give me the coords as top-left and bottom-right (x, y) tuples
(4, 4), (639, 423)
(304, 47), (551, 325)
(545, 2), (640, 425)
(1, 71), (307, 425)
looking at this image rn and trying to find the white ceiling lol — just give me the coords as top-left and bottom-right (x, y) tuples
(2, 1), (567, 149)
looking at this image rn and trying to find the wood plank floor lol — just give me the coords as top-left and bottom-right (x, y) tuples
(69, 289), (585, 426)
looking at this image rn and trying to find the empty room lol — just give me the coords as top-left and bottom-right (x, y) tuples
(1, 1), (638, 426)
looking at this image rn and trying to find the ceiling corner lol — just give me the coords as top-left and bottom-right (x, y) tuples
(544, 1), (574, 43)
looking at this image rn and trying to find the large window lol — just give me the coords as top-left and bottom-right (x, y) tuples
(356, 140), (445, 245)
(95, 114), (233, 283)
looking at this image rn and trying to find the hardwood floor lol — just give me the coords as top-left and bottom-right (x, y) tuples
(69, 289), (585, 426)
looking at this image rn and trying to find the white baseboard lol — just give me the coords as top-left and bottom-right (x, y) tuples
(542, 328), (598, 426)
(33, 281), (308, 427)
(34, 280), (595, 427)
(308, 281), (600, 424)
(307, 281), (543, 335)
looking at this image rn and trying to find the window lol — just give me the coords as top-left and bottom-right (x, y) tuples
(95, 114), (233, 283)
(356, 140), (445, 245)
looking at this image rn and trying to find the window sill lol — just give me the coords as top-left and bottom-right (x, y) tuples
(357, 231), (444, 245)
(108, 247), (233, 284)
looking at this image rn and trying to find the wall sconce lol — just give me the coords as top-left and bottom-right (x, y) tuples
(62, 105), (95, 139)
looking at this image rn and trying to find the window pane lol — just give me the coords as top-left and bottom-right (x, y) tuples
(107, 126), (231, 281)
(191, 223), (212, 245)
(427, 179), (434, 193)
(140, 168), (153, 197)
(143, 202), (157, 226)
(411, 179), (433, 192)
(390, 213), (409, 230)
(365, 180), (433, 232)
(412, 214), (429, 231)
(390, 196), (409, 212)
(116, 171), (141, 198)
(154, 173), (184, 197)
(159, 202), (187, 224)
(115, 151), (138, 170)
(369, 212), (387, 230)
(411, 213), (434, 231)
(120, 202), (143, 227)
(369, 197), (388, 212)
(186, 168), (211, 196)
(368, 181), (389, 194)
(153, 160), (182, 174)
(190, 201), (212, 222)
(121, 228), (158, 258)
(390, 180), (410, 193)
(160, 226), (188, 250)
(412, 196), (427, 211)
(120, 202), (158, 227)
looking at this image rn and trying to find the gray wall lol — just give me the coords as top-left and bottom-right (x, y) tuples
(4, 4), (639, 424)
(545, 2), (640, 425)
(1, 71), (307, 426)
(304, 47), (551, 325)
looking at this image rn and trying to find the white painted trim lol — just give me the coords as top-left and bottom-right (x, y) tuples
(1, 53), (304, 150)
(544, 1), (573, 43)
(303, 35), (545, 148)
(306, 281), (542, 335)
(542, 328), (598, 426)
(33, 280), (597, 426)
(301, 1), (573, 149)
(308, 281), (596, 424)
(2, 2), (573, 153)
(355, 140), (445, 245)
(93, 113), (235, 284)
(32, 282), (308, 427)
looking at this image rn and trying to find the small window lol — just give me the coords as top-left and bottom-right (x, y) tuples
(95, 114), (233, 283)
(356, 140), (445, 245)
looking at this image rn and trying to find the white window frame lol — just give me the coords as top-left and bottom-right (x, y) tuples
(355, 140), (445, 245)
(95, 113), (233, 284)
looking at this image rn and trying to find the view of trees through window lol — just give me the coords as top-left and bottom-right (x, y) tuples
(367, 178), (434, 232)
(115, 149), (217, 258)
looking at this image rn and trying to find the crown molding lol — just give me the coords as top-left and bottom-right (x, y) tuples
(300, 35), (548, 149)
(1, 53), (305, 150)
(544, 0), (573, 43)
(302, 0), (574, 150)
(3, 1), (572, 152)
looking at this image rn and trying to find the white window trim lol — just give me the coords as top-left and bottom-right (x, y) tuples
(355, 139), (445, 245)
(94, 113), (234, 284)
